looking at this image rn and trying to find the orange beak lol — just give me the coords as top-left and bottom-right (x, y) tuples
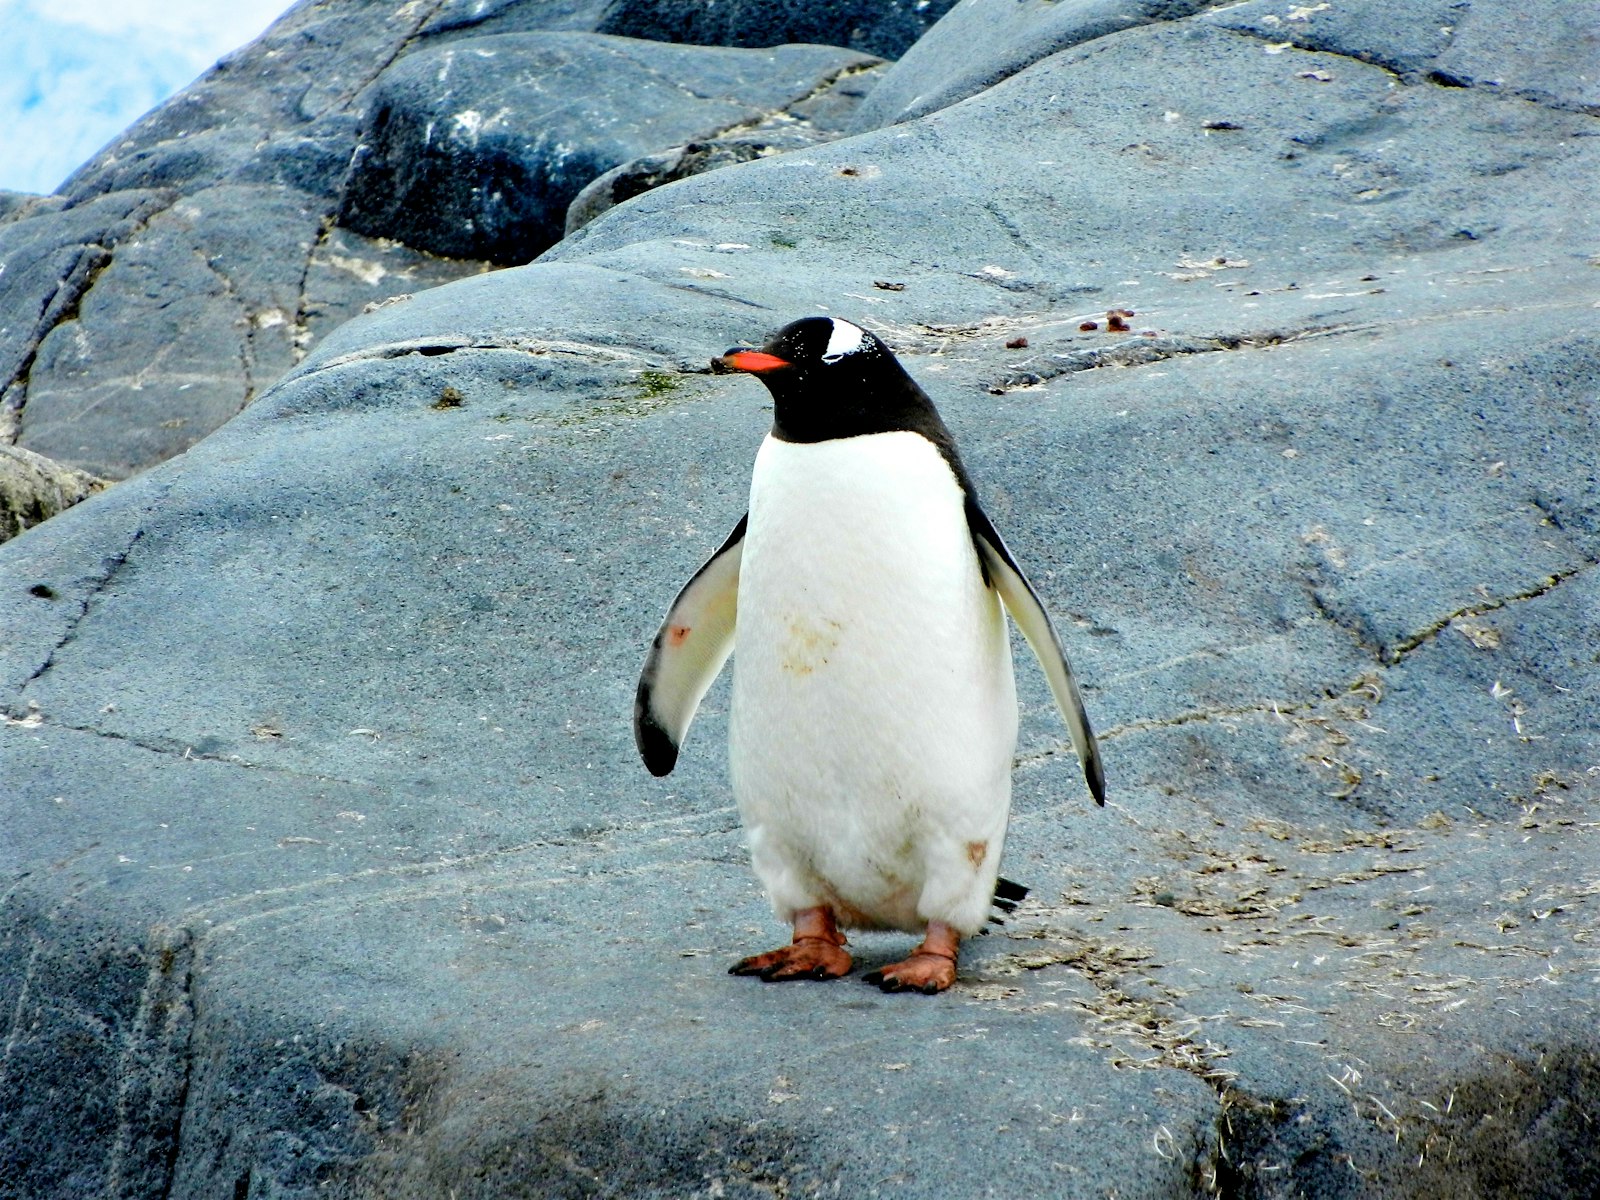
(713, 349), (791, 374)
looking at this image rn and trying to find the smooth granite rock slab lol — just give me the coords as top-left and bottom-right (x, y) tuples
(850, 0), (1223, 130)
(339, 34), (878, 263)
(852, 0), (1600, 131)
(4, 0), (1599, 1196)
(561, 19), (1597, 303)
(6, 257), (1596, 1196)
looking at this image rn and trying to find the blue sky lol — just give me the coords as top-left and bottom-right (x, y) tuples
(0, 0), (292, 195)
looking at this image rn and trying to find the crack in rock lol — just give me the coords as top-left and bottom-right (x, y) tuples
(297, 335), (654, 378)
(1, 193), (180, 441)
(970, 927), (1238, 1080)
(964, 921), (1267, 1192)
(102, 927), (196, 1200)
(1309, 553), (1599, 666)
(982, 323), (1350, 394)
(191, 246), (261, 414)
(1024, 551), (1595, 767)
(703, 59), (884, 143)
(1384, 561), (1594, 664)
(290, 215), (339, 364)
(306, 0), (452, 125)
(3, 710), (382, 792)
(13, 527), (146, 699)
(1212, 19), (1599, 116)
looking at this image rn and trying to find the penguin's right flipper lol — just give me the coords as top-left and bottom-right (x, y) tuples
(967, 500), (1106, 806)
(634, 515), (746, 776)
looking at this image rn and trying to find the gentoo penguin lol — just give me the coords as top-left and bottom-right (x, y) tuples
(635, 316), (1103, 994)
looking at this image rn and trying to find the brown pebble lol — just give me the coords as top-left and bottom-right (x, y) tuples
(872, 280), (907, 291)
(1079, 321), (1099, 332)
(1107, 312), (1131, 333)
(1005, 336), (1029, 349)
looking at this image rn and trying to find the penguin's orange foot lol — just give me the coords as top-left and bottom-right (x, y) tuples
(863, 920), (962, 994)
(863, 951), (957, 994)
(729, 938), (853, 981)
(730, 906), (852, 981)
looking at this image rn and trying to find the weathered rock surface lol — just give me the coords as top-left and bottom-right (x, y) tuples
(0, 0), (882, 495)
(564, 57), (882, 234)
(340, 34), (877, 263)
(0, 444), (107, 542)
(3, 1), (1599, 1198)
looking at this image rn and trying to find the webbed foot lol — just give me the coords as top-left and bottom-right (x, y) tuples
(730, 906), (852, 982)
(863, 920), (961, 994)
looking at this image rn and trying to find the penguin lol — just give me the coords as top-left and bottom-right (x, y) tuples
(635, 316), (1103, 994)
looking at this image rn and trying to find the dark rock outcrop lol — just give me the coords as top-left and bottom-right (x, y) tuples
(593, 0), (959, 58)
(340, 34), (877, 263)
(3, 1), (1598, 1197)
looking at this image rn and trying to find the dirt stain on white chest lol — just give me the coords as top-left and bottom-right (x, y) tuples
(780, 614), (844, 676)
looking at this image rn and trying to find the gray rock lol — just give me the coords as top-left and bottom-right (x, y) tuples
(4, 1), (1600, 1197)
(340, 34), (878, 263)
(0, 0), (514, 481)
(849, 0), (1223, 130)
(1, 3), (885, 482)
(852, 0), (1600, 131)
(16, 185), (314, 477)
(417, 0), (618, 43)
(1199, 0), (1600, 110)
(566, 139), (778, 237)
(0, 190), (172, 444)
(0, 191), (57, 223)
(564, 59), (884, 234)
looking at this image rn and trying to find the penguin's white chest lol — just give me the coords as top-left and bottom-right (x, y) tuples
(728, 431), (1018, 934)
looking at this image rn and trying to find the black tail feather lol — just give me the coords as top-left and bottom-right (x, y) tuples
(992, 876), (1030, 902)
(989, 876), (1029, 923)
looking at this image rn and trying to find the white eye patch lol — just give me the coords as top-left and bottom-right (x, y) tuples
(821, 319), (867, 363)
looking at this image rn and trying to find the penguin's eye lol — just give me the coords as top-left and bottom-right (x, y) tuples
(821, 352), (845, 365)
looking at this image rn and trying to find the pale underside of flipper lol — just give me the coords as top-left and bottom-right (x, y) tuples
(634, 515), (746, 776)
(966, 499), (1106, 806)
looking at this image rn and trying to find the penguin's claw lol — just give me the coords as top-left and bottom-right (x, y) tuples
(729, 939), (853, 982)
(863, 952), (957, 994)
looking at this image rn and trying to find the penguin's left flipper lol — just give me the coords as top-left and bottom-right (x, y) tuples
(968, 500), (1106, 806)
(634, 515), (746, 776)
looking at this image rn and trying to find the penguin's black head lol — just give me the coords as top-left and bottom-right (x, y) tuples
(714, 316), (888, 382)
(714, 316), (946, 446)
